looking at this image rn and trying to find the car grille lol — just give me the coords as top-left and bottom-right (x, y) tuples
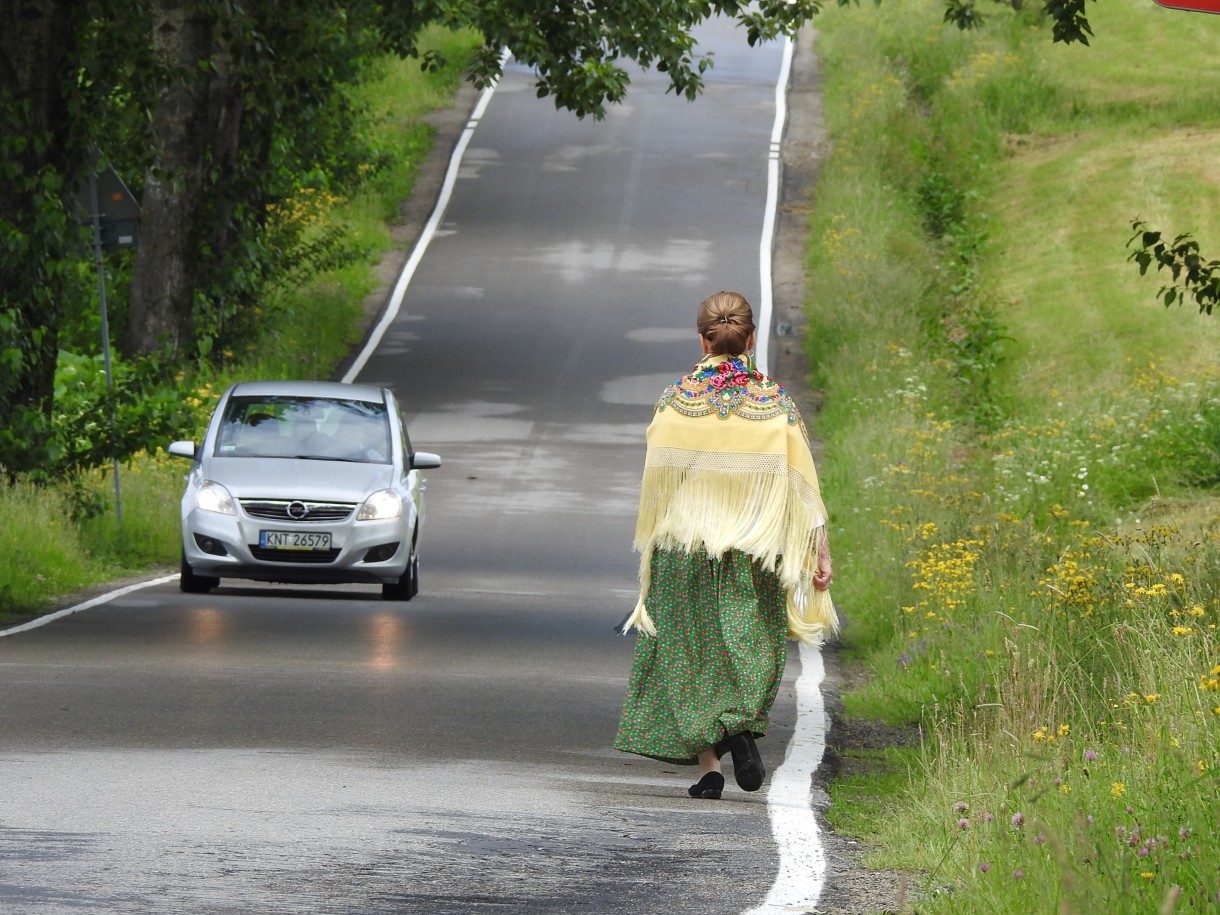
(240, 500), (356, 522)
(248, 546), (341, 563)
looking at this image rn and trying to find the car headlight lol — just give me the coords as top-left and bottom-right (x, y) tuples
(357, 489), (404, 521)
(196, 480), (236, 515)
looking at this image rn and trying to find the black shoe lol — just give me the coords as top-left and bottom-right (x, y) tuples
(687, 771), (725, 800)
(728, 732), (765, 792)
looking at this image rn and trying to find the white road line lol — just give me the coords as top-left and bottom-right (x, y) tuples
(743, 642), (830, 914)
(754, 35), (795, 378)
(0, 575), (178, 638)
(342, 59), (505, 385)
(743, 35), (831, 915)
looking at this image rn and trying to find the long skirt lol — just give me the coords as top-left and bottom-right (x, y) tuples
(614, 547), (788, 765)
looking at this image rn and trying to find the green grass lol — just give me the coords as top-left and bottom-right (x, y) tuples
(0, 28), (481, 621)
(806, 0), (1220, 910)
(0, 479), (107, 614)
(987, 123), (1220, 412)
(825, 747), (919, 838)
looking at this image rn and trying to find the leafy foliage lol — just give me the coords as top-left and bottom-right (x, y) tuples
(381, 0), (833, 119)
(943, 0), (1095, 44)
(0, 90), (88, 476)
(50, 351), (208, 479)
(1127, 219), (1220, 316)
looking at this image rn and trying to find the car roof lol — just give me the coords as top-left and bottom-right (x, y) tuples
(226, 380), (388, 404)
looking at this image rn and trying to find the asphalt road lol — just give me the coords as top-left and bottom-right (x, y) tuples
(1, 20), (821, 915)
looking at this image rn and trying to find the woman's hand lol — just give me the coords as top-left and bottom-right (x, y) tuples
(813, 534), (832, 591)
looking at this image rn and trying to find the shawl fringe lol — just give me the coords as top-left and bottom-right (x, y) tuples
(621, 463), (838, 644)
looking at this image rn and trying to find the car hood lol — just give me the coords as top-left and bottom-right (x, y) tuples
(203, 457), (397, 501)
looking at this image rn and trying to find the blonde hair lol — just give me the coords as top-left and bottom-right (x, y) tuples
(696, 290), (755, 355)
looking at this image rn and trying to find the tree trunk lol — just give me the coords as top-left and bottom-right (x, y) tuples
(199, 37), (244, 286)
(123, 0), (216, 359)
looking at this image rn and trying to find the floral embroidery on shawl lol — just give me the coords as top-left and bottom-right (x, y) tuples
(657, 357), (800, 424)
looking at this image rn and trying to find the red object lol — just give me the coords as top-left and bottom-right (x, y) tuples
(1154, 0), (1220, 12)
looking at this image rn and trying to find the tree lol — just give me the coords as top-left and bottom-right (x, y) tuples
(0, 0), (90, 473)
(1, 0), (1101, 476)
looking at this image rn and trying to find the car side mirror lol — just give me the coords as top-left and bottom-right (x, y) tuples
(411, 451), (441, 470)
(168, 440), (197, 459)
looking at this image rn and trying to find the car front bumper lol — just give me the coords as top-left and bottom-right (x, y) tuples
(182, 508), (411, 585)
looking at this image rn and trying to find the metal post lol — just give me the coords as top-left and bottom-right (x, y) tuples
(88, 170), (123, 524)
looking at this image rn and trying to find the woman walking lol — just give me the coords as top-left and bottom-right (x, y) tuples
(615, 290), (835, 800)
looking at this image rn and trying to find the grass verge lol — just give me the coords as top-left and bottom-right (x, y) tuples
(806, 0), (1220, 909)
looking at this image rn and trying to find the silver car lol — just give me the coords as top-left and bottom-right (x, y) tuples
(168, 380), (440, 600)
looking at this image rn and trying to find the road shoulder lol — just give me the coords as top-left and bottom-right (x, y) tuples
(774, 28), (913, 915)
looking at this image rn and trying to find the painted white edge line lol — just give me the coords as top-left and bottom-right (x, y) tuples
(342, 56), (506, 384)
(741, 36), (830, 915)
(0, 575), (179, 638)
(742, 642), (829, 914)
(754, 35), (794, 377)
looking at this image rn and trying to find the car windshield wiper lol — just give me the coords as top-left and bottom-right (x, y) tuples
(291, 454), (364, 462)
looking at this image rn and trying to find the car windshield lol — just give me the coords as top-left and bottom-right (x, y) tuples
(214, 396), (391, 463)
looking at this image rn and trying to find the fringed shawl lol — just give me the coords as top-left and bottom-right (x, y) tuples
(622, 354), (837, 644)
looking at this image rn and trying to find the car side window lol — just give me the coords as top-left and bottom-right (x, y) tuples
(388, 396), (412, 466)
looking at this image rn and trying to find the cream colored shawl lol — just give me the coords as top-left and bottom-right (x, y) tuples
(622, 354), (837, 643)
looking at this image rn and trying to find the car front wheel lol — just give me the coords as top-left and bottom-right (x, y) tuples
(382, 551), (419, 601)
(180, 551), (219, 594)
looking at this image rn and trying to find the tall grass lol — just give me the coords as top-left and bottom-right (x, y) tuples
(0, 479), (105, 610)
(0, 27), (480, 621)
(806, 0), (1220, 910)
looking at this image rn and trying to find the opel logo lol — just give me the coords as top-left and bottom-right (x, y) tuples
(286, 501), (309, 520)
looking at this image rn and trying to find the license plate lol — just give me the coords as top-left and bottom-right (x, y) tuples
(259, 530), (332, 550)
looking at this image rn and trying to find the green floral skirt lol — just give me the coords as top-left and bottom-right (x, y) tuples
(614, 547), (788, 765)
